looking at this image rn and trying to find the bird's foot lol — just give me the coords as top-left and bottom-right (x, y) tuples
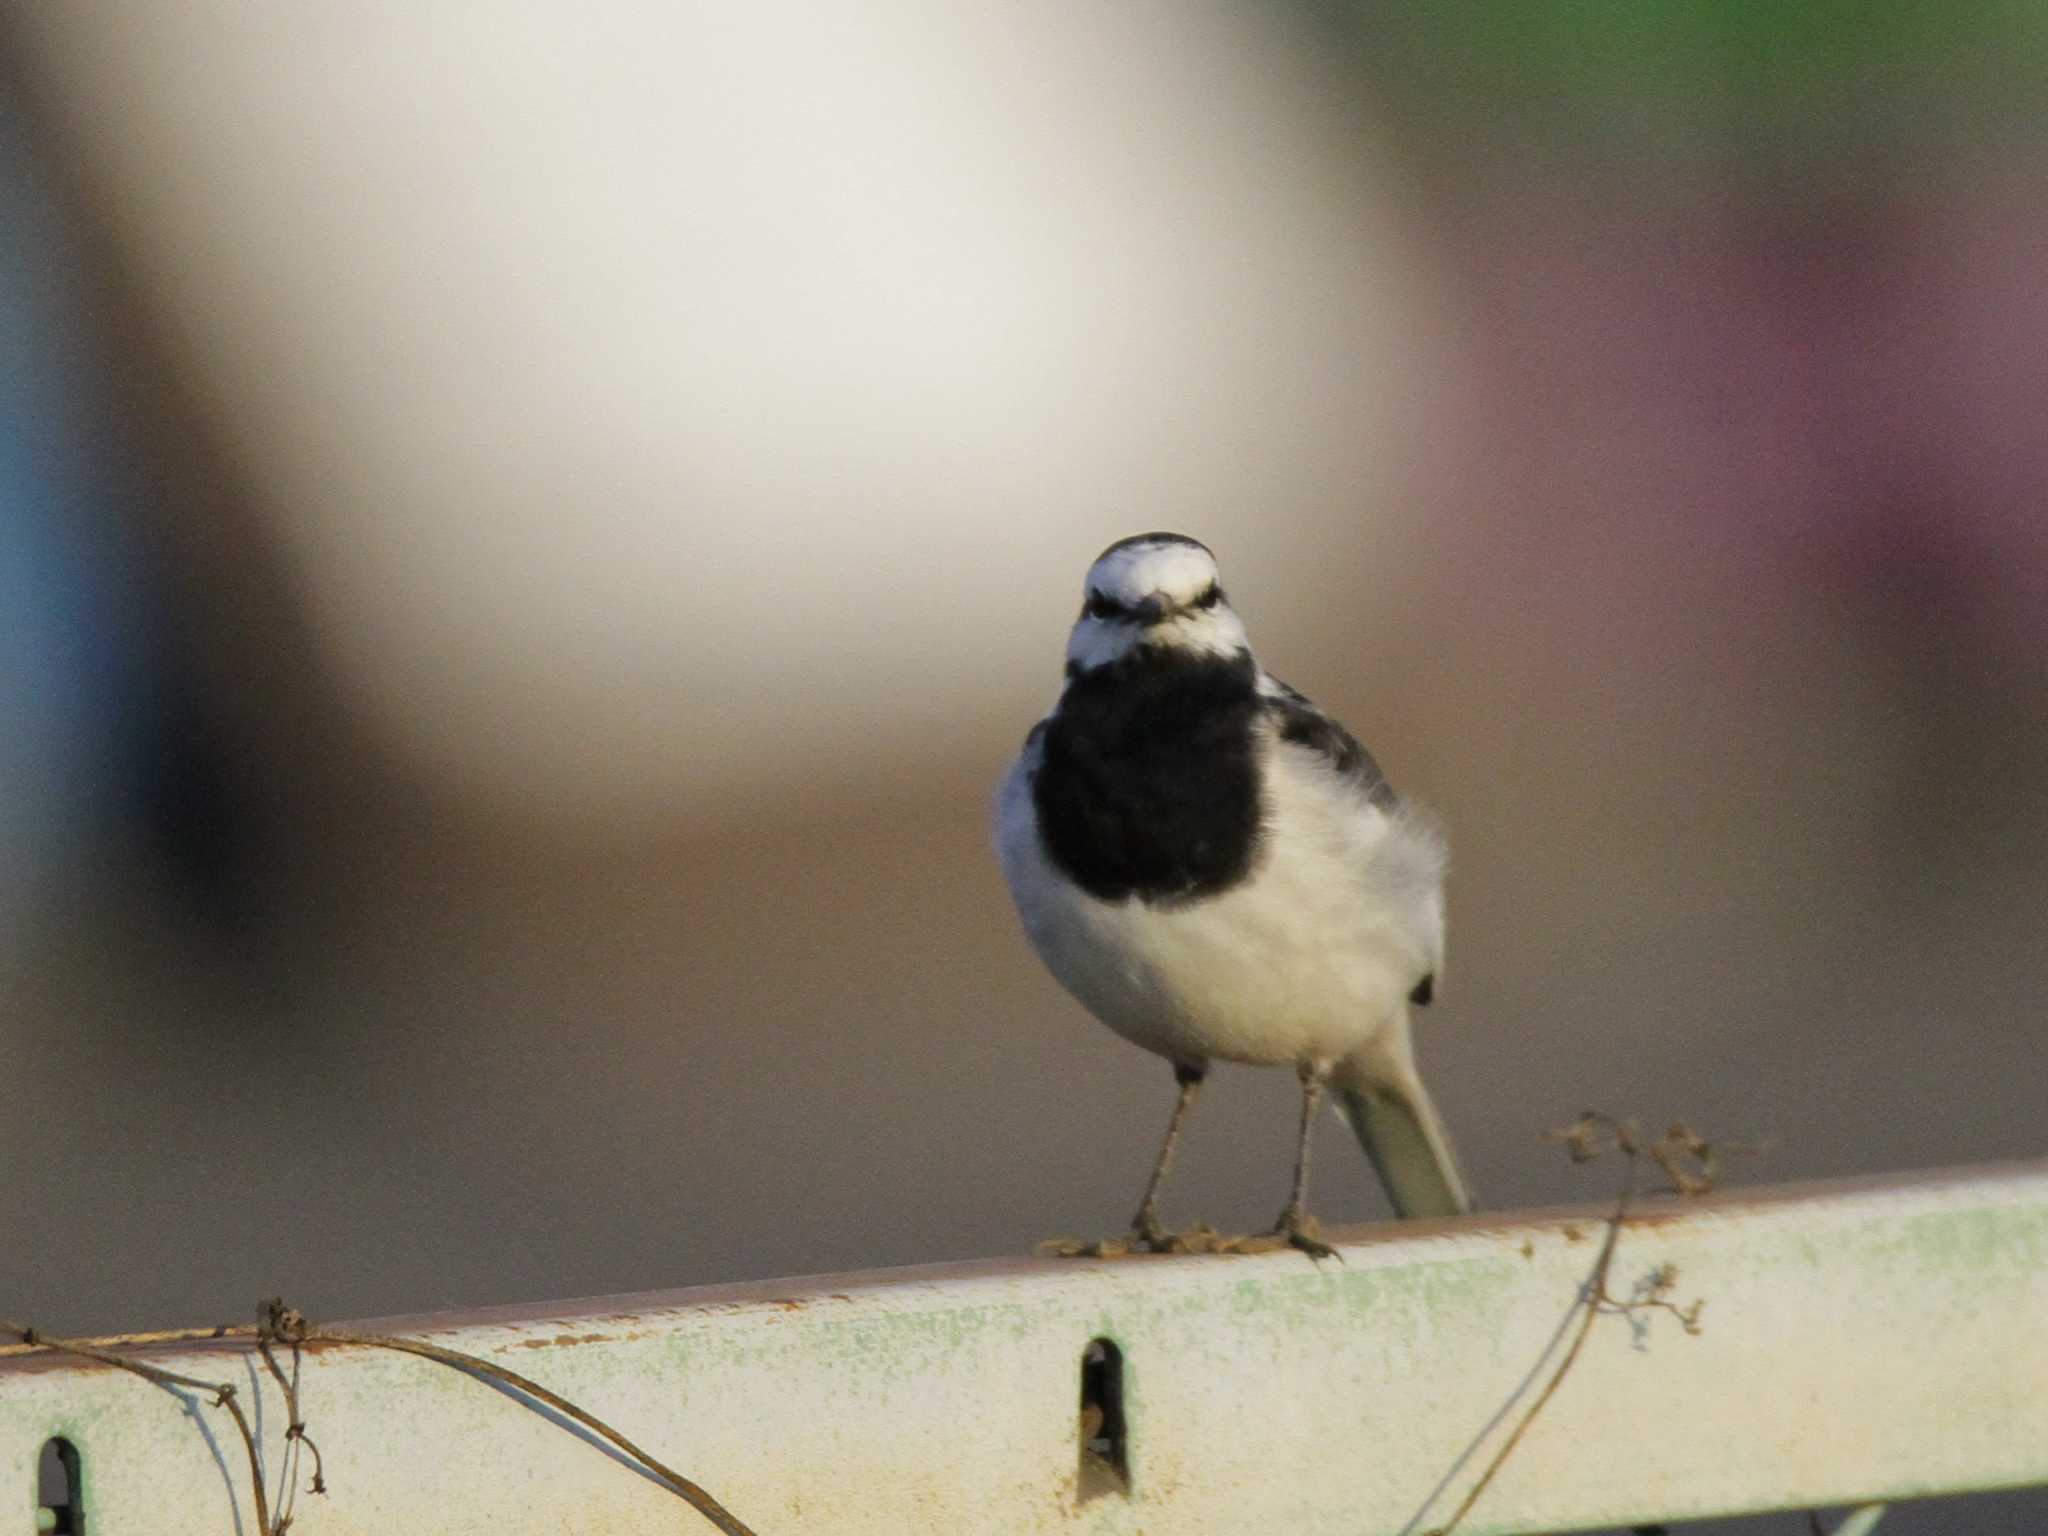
(1039, 1218), (1341, 1260)
(1267, 1205), (1340, 1262)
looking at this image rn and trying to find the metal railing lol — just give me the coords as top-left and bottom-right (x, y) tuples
(6, 1160), (2045, 1534)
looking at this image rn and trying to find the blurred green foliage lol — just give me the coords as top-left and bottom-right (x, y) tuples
(1326, 0), (2048, 176)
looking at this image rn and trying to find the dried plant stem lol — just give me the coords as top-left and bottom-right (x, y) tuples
(255, 1304), (758, 1536)
(3, 1321), (273, 1535)
(1427, 1152), (1639, 1536)
(257, 1331), (327, 1519)
(1428, 1114), (1715, 1536)
(9, 1303), (759, 1536)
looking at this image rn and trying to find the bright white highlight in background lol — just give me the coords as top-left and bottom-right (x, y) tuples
(20, 1), (1436, 825)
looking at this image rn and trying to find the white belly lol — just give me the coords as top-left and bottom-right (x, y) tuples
(996, 741), (1445, 1069)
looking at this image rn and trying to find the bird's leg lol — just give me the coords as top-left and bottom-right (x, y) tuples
(1130, 1062), (1205, 1250)
(1272, 1063), (1338, 1260)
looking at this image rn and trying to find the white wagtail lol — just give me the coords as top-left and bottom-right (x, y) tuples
(997, 532), (1472, 1257)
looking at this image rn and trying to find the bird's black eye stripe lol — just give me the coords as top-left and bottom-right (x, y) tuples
(1083, 584), (1221, 622)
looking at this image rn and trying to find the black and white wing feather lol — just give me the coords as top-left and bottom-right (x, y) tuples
(1262, 672), (1438, 1018)
(1256, 677), (1468, 1214)
(1259, 677), (1398, 812)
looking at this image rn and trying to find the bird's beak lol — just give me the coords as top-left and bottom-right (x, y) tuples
(1132, 594), (1173, 627)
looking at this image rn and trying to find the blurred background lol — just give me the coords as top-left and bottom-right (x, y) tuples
(2, 3), (2043, 1530)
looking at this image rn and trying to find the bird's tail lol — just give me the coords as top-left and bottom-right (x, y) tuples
(1333, 1058), (1474, 1220)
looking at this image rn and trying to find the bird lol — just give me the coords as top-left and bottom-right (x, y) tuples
(996, 532), (1472, 1257)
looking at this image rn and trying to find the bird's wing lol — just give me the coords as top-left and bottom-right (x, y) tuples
(1258, 675), (1398, 811)
(1264, 673), (1445, 993)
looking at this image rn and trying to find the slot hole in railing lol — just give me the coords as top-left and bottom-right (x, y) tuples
(37, 1438), (82, 1535)
(1078, 1337), (1128, 1500)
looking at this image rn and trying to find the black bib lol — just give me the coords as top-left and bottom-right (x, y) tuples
(1033, 647), (1263, 905)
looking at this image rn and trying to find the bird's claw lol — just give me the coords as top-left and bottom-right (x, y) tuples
(1270, 1207), (1341, 1262)
(1132, 1212), (1174, 1252)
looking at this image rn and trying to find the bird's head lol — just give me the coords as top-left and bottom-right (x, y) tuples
(1065, 532), (1249, 674)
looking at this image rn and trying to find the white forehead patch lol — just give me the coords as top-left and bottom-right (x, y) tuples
(1086, 539), (1219, 604)
(1065, 535), (1246, 673)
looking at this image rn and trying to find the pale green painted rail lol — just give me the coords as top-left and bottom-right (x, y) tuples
(5, 1162), (2045, 1534)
